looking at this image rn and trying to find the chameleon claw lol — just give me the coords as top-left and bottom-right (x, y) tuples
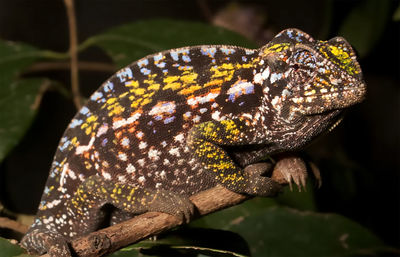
(309, 162), (322, 188)
(271, 156), (308, 192)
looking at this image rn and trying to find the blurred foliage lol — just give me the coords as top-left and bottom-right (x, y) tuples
(81, 19), (257, 68)
(0, 41), (47, 163)
(338, 0), (391, 58)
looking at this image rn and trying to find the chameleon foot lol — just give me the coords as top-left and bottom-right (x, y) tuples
(148, 190), (195, 223)
(20, 229), (71, 257)
(271, 156), (308, 191)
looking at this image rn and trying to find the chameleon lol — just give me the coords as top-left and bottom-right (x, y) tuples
(21, 28), (366, 256)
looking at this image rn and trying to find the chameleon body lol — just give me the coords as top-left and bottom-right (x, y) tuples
(21, 28), (366, 256)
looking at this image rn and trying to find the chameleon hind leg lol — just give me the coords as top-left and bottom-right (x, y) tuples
(79, 175), (195, 223)
(188, 119), (282, 197)
(21, 175), (195, 257)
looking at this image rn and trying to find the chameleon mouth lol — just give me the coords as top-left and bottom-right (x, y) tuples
(292, 82), (366, 116)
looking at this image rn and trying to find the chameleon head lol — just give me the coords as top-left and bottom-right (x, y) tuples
(258, 28), (367, 122)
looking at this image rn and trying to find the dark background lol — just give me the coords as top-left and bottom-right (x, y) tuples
(0, 0), (399, 249)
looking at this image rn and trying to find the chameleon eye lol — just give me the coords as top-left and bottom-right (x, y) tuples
(289, 50), (317, 83)
(291, 50), (316, 69)
(291, 64), (300, 71)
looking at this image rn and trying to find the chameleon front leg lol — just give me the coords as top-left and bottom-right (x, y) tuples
(188, 119), (282, 196)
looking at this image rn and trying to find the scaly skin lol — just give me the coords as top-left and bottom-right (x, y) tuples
(21, 28), (366, 257)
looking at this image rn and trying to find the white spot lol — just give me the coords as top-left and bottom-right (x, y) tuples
(79, 174), (85, 181)
(282, 89), (291, 97)
(126, 163), (136, 173)
(169, 147), (180, 157)
(163, 159), (171, 165)
(192, 115), (201, 123)
(149, 101), (176, 116)
(160, 170), (167, 179)
(118, 175), (127, 183)
(118, 153), (128, 161)
(148, 148), (161, 161)
(137, 158), (145, 167)
(59, 163), (69, 187)
(46, 199), (61, 209)
(241, 113), (253, 119)
(155, 183), (162, 188)
(96, 124), (109, 137)
(200, 108), (207, 114)
(75, 136), (95, 155)
(271, 96), (280, 106)
(227, 81), (255, 96)
(187, 91), (220, 106)
(138, 176), (146, 183)
(161, 141), (167, 147)
(254, 72), (263, 84)
(262, 67), (270, 80)
(102, 172), (112, 180)
(212, 110), (221, 121)
(331, 78), (342, 85)
(139, 141), (148, 149)
(270, 72), (281, 83)
(69, 170), (77, 180)
(121, 137), (130, 147)
(174, 133), (185, 143)
(112, 112), (142, 130)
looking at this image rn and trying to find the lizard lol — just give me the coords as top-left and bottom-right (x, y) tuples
(20, 28), (366, 257)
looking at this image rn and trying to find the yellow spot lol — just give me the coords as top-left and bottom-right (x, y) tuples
(179, 85), (202, 95)
(204, 79), (223, 88)
(180, 72), (198, 84)
(329, 45), (350, 62)
(163, 82), (181, 91)
(86, 115), (97, 123)
(147, 82), (160, 91)
(119, 92), (129, 98)
(132, 88), (145, 96)
(263, 43), (290, 55)
(125, 80), (139, 88)
(107, 97), (117, 105)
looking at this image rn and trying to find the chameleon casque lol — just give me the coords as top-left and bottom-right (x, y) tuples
(21, 28), (366, 256)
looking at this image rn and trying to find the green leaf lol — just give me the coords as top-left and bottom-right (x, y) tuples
(0, 39), (50, 162)
(0, 237), (25, 257)
(0, 78), (45, 162)
(191, 202), (387, 257)
(110, 229), (249, 257)
(81, 19), (257, 68)
(276, 181), (318, 211)
(338, 0), (391, 57)
(393, 3), (400, 21)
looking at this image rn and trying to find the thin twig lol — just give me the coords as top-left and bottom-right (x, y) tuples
(26, 61), (116, 74)
(31, 79), (52, 110)
(63, 0), (82, 109)
(0, 217), (29, 235)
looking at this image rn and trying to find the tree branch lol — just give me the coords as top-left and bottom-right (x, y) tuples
(70, 185), (249, 257)
(0, 217), (29, 235)
(63, 164), (292, 257)
(26, 61), (116, 74)
(63, 0), (81, 110)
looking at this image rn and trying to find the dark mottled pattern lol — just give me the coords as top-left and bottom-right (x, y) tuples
(21, 28), (366, 257)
